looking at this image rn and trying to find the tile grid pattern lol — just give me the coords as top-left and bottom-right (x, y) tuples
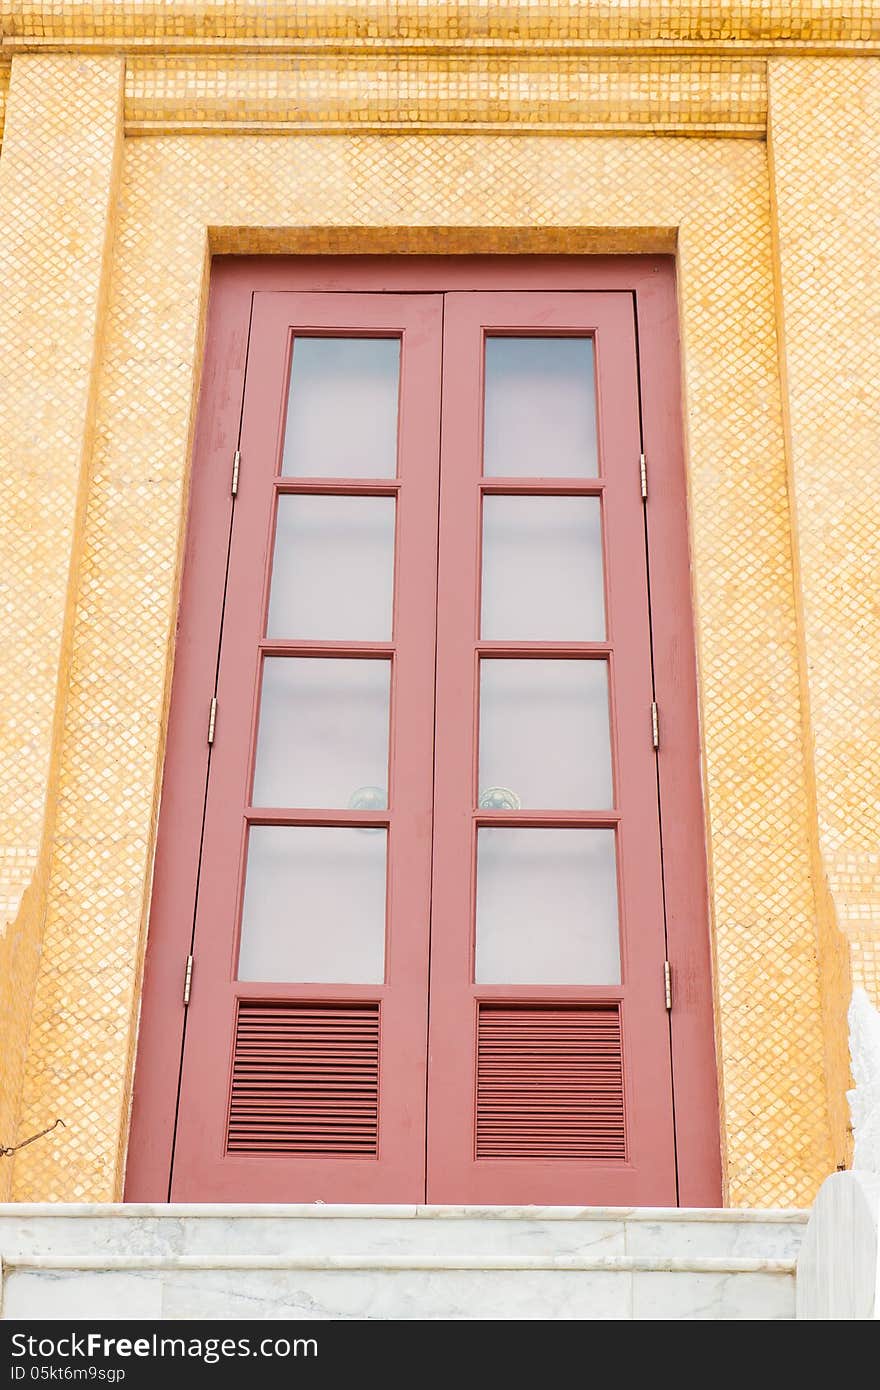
(0, 56), (124, 1199)
(769, 59), (880, 1014)
(9, 129), (834, 1208)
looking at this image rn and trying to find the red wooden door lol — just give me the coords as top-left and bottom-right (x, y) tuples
(170, 292), (443, 1201)
(127, 259), (718, 1207)
(426, 293), (676, 1204)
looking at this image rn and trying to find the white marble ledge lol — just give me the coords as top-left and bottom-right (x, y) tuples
(0, 1206), (808, 1261)
(1, 1253), (795, 1273)
(0, 1213), (808, 1265)
(0, 1203), (809, 1222)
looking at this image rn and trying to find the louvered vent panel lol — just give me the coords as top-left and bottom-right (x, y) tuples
(227, 1002), (380, 1156)
(476, 1005), (625, 1161)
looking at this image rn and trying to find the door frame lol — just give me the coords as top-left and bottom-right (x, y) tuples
(125, 255), (722, 1207)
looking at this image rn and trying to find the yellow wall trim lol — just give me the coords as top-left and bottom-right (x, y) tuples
(3, 2), (880, 51)
(124, 53), (767, 136)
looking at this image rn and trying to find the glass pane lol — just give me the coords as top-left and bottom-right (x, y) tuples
(281, 337), (400, 478)
(267, 495), (396, 641)
(252, 658), (390, 809)
(238, 825), (386, 983)
(475, 827), (620, 984)
(481, 495), (605, 640)
(483, 337), (598, 477)
(479, 660), (613, 810)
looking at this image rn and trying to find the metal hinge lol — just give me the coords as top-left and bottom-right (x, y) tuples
(183, 954), (194, 1006)
(664, 960), (672, 1011)
(207, 696), (217, 745)
(231, 449), (241, 497)
(639, 452), (648, 500)
(651, 700), (660, 750)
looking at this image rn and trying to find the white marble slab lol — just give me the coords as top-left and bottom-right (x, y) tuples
(623, 1218), (803, 1260)
(177, 1215), (627, 1259)
(158, 1267), (634, 1321)
(632, 1270), (795, 1321)
(0, 1216), (187, 1259)
(2, 1270), (163, 1321)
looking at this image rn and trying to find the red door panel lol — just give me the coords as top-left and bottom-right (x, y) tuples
(170, 292), (443, 1201)
(426, 293), (677, 1204)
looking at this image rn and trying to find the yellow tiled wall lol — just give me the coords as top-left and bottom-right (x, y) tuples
(769, 58), (880, 1014)
(1, 3), (878, 1207)
(0, 55), (124, 1201)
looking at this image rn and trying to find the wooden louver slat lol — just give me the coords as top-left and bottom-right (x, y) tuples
(475, 1005), (626, 1161)
(227, 1001), (380, 1155)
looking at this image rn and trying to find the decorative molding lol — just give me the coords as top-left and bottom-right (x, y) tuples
(2, 3), (880, 53)
(124, 53), (767, 136)
(1, 5), (877, 141)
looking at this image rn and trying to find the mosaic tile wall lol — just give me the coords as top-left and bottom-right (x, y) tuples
(0, 56), (124, 1199)
(0, 4), (873, 1207)
(769, 58), (880, 1073)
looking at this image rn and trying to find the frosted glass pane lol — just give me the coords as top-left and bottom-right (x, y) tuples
(281, 337), (400, 478)
(481, 495), (605, 640)
(475, 828), (620, 985)
(484, 337), (598, 477)
(252, 658), (390, 809)
(238, 826), (386, 983)
(267, 495), (396, 641)
(479, 660), (613, 810)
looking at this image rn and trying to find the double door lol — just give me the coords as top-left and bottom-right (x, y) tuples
(128, 265), (720, 1206)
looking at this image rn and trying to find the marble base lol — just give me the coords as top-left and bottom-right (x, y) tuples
(0, 1205), (804, 1321)
(796, 1171), (880, 1319)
